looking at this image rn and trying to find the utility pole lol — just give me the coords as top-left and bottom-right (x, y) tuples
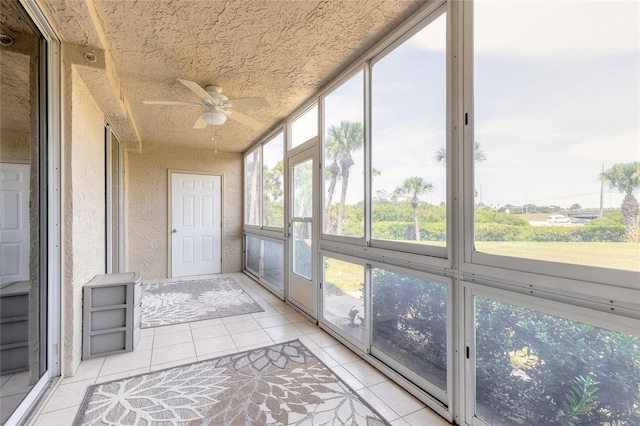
(599, 163), (604, 217)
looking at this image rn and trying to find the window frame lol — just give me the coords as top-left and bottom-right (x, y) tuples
(369, 261), (453, 408)
(461, 0), (640, 297)
(289, 102), (319, 151)
(368, 2), (450, 260)
(319, 250), (368, 350)
(105, 122), (122, 273)
(463, 282), (640, 426)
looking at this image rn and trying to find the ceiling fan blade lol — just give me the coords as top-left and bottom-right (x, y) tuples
(226, 109), (264, 130)
(143, 100), (200, 106)
(227, 97), (270, 108)
(177, 78), (215, 102)
(192, 115), (208, 129)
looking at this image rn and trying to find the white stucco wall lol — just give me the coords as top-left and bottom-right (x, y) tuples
(62, 67), (106, 374)
(126, 145), (243, 279)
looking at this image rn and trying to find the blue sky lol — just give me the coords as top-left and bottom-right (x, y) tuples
(472, 0), (639, 209)
(299, 1), (639, 210)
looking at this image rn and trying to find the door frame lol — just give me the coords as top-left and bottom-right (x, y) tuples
(167, 170), (224, 277)
(105, 123), (122, 273)
(286, 145), (319, 319)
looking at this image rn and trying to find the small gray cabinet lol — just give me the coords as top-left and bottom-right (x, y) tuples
(83, 272), (143, 359)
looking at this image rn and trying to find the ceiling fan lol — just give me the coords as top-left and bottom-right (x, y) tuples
(143, 79), (270, 130)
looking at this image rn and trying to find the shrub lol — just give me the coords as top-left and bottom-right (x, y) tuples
(476, 210), (530, 226)
(372, 269), (448, 387)
(475, 223), (628, 242)
(371, 222), (447, 241)
(476, 298), (640, 425)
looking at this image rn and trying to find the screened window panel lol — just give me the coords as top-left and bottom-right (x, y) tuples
(371, 12), (447, 248)
(244, 148), (261, 226)
(323, 71), (365, 238)
(262, 132), (284, 228)
(290, 104), (318, 149)
(473, 0), (639, 271)
(245, 234), (260, 274)
(372, 268), (447, 391)
(322, 257), (365, 342)
(262, 239), (284, 291)
(475, 295), (640, 426)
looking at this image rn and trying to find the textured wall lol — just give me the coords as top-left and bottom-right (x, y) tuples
(0, 130), (30, 163)
(126, 145), (242, 279)
(62, 67), (106, 374)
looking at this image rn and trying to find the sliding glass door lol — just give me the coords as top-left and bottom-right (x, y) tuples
(0, 0), (60, 423)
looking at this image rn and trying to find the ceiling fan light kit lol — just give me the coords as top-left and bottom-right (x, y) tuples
(143, 79), (269, 130)
(201, 110), (227, 125)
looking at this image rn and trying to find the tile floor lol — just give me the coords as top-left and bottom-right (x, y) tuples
(32, 273), (450, 426)
(1, 371), (33, 424)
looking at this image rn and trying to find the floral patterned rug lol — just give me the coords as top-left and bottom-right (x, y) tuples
(73, 340), (388, 425)
(141, 276), (264, 328)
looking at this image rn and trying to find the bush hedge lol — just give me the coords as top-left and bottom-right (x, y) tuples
(372, 271), (640, 425)
(370, 222), (628, 243)
(476, 297), (640, 425)
(475, 223), (626, 242)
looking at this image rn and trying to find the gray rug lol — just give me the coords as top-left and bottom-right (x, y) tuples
(73, 340), (388, 425)
(141, 276), (264, 328)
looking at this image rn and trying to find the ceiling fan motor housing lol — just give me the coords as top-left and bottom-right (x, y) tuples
(205, 86), (228, 102)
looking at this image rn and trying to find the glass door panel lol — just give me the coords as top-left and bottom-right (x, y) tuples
(0, 1), (53, 422)
(293, 221), (312, 279)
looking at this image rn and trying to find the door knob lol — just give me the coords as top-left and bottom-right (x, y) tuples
(172, 229), (177, 233)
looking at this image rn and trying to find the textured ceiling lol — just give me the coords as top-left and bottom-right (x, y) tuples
(36, 0), (428, 152)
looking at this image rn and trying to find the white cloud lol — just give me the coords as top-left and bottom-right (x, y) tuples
(473, 0), (639, 61)
(567, 132), (640, 162)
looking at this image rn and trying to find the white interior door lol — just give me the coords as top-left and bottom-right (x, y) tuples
(171, 173), (222, 277)
(287, 147), (318, 318)
(0, 163), (30, 285)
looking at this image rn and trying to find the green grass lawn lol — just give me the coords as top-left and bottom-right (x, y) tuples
(324, 258), (365, 293)
(475, 241), (640, 271)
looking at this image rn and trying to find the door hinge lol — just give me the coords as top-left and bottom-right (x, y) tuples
(466, 346), (470, 359)
(464, 112), (469, 125)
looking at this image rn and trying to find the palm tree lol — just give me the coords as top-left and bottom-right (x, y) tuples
(326, 121), (364, 234)
(263, 160), (283, 202)
(601, 162), (640, 243)
(435, 141), (487, 165)
(393, 176), (434, 241)
(247, 150), (260, 225)
(324, 134), (342, 232)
